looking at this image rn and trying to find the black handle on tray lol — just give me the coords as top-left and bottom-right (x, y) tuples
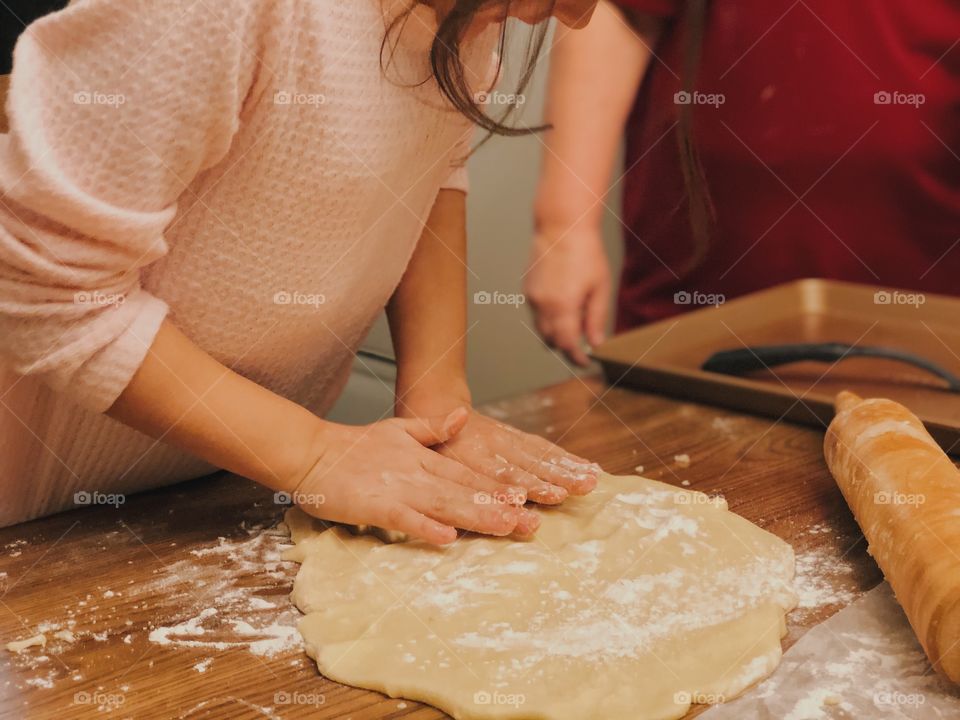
(700, 342), (960, 392)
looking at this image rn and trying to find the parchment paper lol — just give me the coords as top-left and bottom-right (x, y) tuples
(700, 582), (960, 719)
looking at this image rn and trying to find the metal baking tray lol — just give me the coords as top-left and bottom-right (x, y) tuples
(592, 279), (960, 451)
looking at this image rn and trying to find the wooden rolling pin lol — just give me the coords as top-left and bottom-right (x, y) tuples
(824, 391), (960, 683)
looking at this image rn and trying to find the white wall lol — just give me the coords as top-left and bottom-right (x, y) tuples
(329, 21), (623, 424)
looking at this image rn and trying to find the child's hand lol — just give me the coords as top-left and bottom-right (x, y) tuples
(292, 408), (539, 544)
(433, 409), (601, 504)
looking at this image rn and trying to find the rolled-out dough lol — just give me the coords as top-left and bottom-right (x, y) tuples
(283, 473), (796, 719)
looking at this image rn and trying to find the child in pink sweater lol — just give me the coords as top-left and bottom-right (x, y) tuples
(0, 0), (599, 541)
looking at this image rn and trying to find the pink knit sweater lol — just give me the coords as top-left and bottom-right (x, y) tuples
(0, 0), (495, 525)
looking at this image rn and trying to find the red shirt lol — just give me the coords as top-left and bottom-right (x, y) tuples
(612, 0), (960, 329)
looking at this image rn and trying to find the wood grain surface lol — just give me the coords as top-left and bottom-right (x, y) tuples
(0, 377), (882, 719)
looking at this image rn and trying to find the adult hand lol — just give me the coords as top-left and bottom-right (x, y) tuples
(524, 224), (611, 366)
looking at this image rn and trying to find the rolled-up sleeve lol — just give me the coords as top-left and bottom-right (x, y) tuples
(0, 0), (260, 412)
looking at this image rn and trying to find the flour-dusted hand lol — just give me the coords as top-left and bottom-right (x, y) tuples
(291, 408), (537, 545)
(433, 409), (600, 504)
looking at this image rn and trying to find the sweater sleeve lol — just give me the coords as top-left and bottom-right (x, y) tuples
(0, 0), (262, 412)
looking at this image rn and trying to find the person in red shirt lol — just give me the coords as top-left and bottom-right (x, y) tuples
(527, 0), (960, 365)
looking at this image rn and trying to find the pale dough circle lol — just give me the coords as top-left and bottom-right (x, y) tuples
(283, 473), (797, 719)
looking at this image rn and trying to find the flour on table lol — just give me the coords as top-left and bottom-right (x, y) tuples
(283, 472), (796, 720)
(791, 546), (857, 620)
(142, 523), (300, 657)
(711, 417), (742, 436)
(5, 633), (46, 653)
(9, 517), (300, 699)
(701, 582), (960, 719)
(6, 539), (27, 559)
(24, 673), (55, 689)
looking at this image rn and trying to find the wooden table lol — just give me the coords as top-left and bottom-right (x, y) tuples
(0, 377), (881, 719)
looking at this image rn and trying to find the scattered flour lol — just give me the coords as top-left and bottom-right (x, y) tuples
(650, 515), (701, 542)
(149, 608), (219, 646)
(24, 673), (55, 689)
(6, 634), (46, 653)
(615, 488), (677, 506)
(711, 417), (741, 436)
(143, 525), (300, 657)
(453, 553), (792, 677)
(782, 687), (841, 720)
(791, 547), (858, 621)
(495, 561), (538, 575)
(603, 570), (684, 604)
(9, 518), (301, 693)
(702, 584), (960, 719)
(52, 630), (75, 643)
(546, 456), (602, 482)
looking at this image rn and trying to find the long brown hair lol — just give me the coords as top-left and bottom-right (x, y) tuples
(382, 1), (553, 137)
(676, 0), (712, 271)
(383, 1), (713, 258)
